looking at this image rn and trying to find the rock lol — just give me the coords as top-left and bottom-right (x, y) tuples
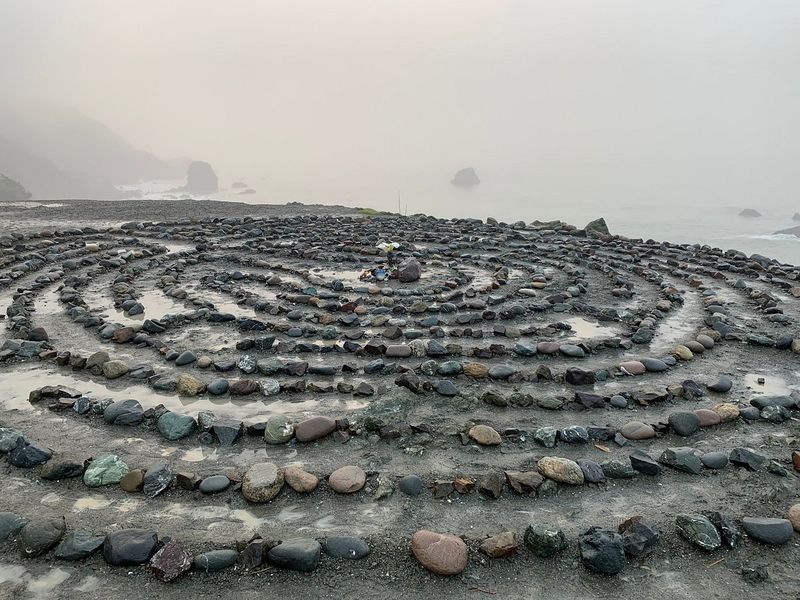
(0, 512), (27, 540)
(601, 460), (636, 479)
(242, 462), (284, 502)
(184, 160), (218, 193)
(284, 466), (318, 493)
(199, 475), (231, 494)
(212, 419), (243, 445)
(176, 373), (205, 396)
(193, 549), (239, 573)
(102, 360), (129, 379)
(7, 438), (52, 468)
(676, 514), (721, 550)
(618, 517), (659, 557)
(19, 517), (66, 557)
(668, 411), (701, 436)
(712, 403), (740, 422)
(523, 524), (568, 557)
(695, 447), (730, 469)
(708, 512), (741, 548)
(397, 258), (421, 283)
(323, 536), (370, 559)
(480, 531), (518, 558)
(150, 540), (192, 582)
(84, 454), (129, 486)
(478, 472), (504, 499)
(40, 456), (85, 480)
(619, 360), (645, 375)
(174, 351), (197, 366)
(263, 414), (294, 444)
(788, 504), (800, 532)
(450, 167), (480, 187)
(55, 531), (105, 560)
(120, 469), (145, 492)
(468, 424), (501, 446)
(411, 530), (468, 575)
(577, 459), (606, 483)
(143, 461), (172, 498)
(659, 447), (702, 474)
(741, 518), (793, 545)
(103, 529), (159, 565)
(619, 421), (655, 440)
(585, 217), (610, 238)
(533, 427), (558, 448)
(707, 376), (732, 393)
(329, 465), (366, 493)
(694, 409), (721, 427)
(579, 527), (626, 574)
(158, 412), (196, 440)
(504, 471), (543, 494)
(537, 456), (584, 485)
(207, 378), (229, 395)
(0, 428), (24, 453)
(729, 447), (766, 471)
(399, 474), (423, 496)
(739, 208), (761, 217)
(294, 416), (336, 442)
(103, 399), (143, 426)
(629, 451), (661, 476)
(268, 538), (321, 572)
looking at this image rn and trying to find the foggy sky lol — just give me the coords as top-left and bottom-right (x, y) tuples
(2, 0), (799, 203)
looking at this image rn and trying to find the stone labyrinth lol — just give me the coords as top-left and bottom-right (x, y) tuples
(0, 212), (798, 593)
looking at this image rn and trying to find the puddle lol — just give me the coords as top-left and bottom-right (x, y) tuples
(0, 564), (72, 598)
(72, 495), (113, 512)
(100, 289), (188, 324)
(648, 293), (701, 351)
(743, 373), (795, 396)
(563, 317), (618, 339)
(180, 447), (218, 462)
(72, 576), (101, 593)
(26, 568), (72, 597)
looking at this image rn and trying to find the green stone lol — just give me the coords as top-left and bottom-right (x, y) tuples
(264, 415), (294, 444)
(157, 412), (197, 441)
(83, 454), (129, 487)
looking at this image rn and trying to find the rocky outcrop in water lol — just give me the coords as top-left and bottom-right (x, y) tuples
(184, 161), (219, 194)
(739, 208), (761, 218)
(450, 167), (480, 187)
(0, 174), (31, 201)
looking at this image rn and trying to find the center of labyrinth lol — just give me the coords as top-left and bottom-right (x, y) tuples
(0, 214), (798, 588)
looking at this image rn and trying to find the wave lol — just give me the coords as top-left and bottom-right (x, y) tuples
(744, 233), (800, 242)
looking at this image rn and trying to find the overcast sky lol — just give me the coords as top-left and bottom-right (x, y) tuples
(2, 0), (799, 202)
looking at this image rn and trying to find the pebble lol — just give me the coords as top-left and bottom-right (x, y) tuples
(479, 531), (518, 558)
(659, 447), (702, 474)
(788, 504), (800, 532)
(0, 512), (27, 541)
(468, 424), (501, 446)
(741, 517), (794, 545)
(193, 549), (239, 573)
(411, 530), (468, 575)
(537, 456), (584, 485)
(150, 540), (192, 582)
(263, 414), (294, 444)
(283, 466), (318, 493)
(693, 409), (721, 427)
(55, 531), (105, 560)
(103, 529), (159, 565)
(294, 416), (336, 442)
(523, 524), (567, 557)
(242, 462), (284, 502)
(399, 474), (423, 496)
(328, 465), (366, 493)
(668, 412), (701, 437)
(729, 447), (766, 471)
(618, 516), (659, 557)
(707, 376), (732, 393)
(18, 517), (66, 557)
(619, 421), (655, 440)
(120, 469), (145, 493)
(143, 461), (173, 497)
(268, 538), (321, 572)
(199, 475), (231, 494)
(84, 454), (129, 487)
(323, 536), (370, 559)
(629, 451), (661, 476)
(579, 527), (626, 574)
(701, 452), (728, 469)
(676, 514), (720, 550)
(157, 412), (197, 440)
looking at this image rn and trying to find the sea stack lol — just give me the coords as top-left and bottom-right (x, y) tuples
(184, 161), (219, 194)
(450, 167), (480, 188)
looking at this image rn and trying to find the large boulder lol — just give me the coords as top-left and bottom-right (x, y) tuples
(184, 161), (218, 193)
(584, 218), (610, 238)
